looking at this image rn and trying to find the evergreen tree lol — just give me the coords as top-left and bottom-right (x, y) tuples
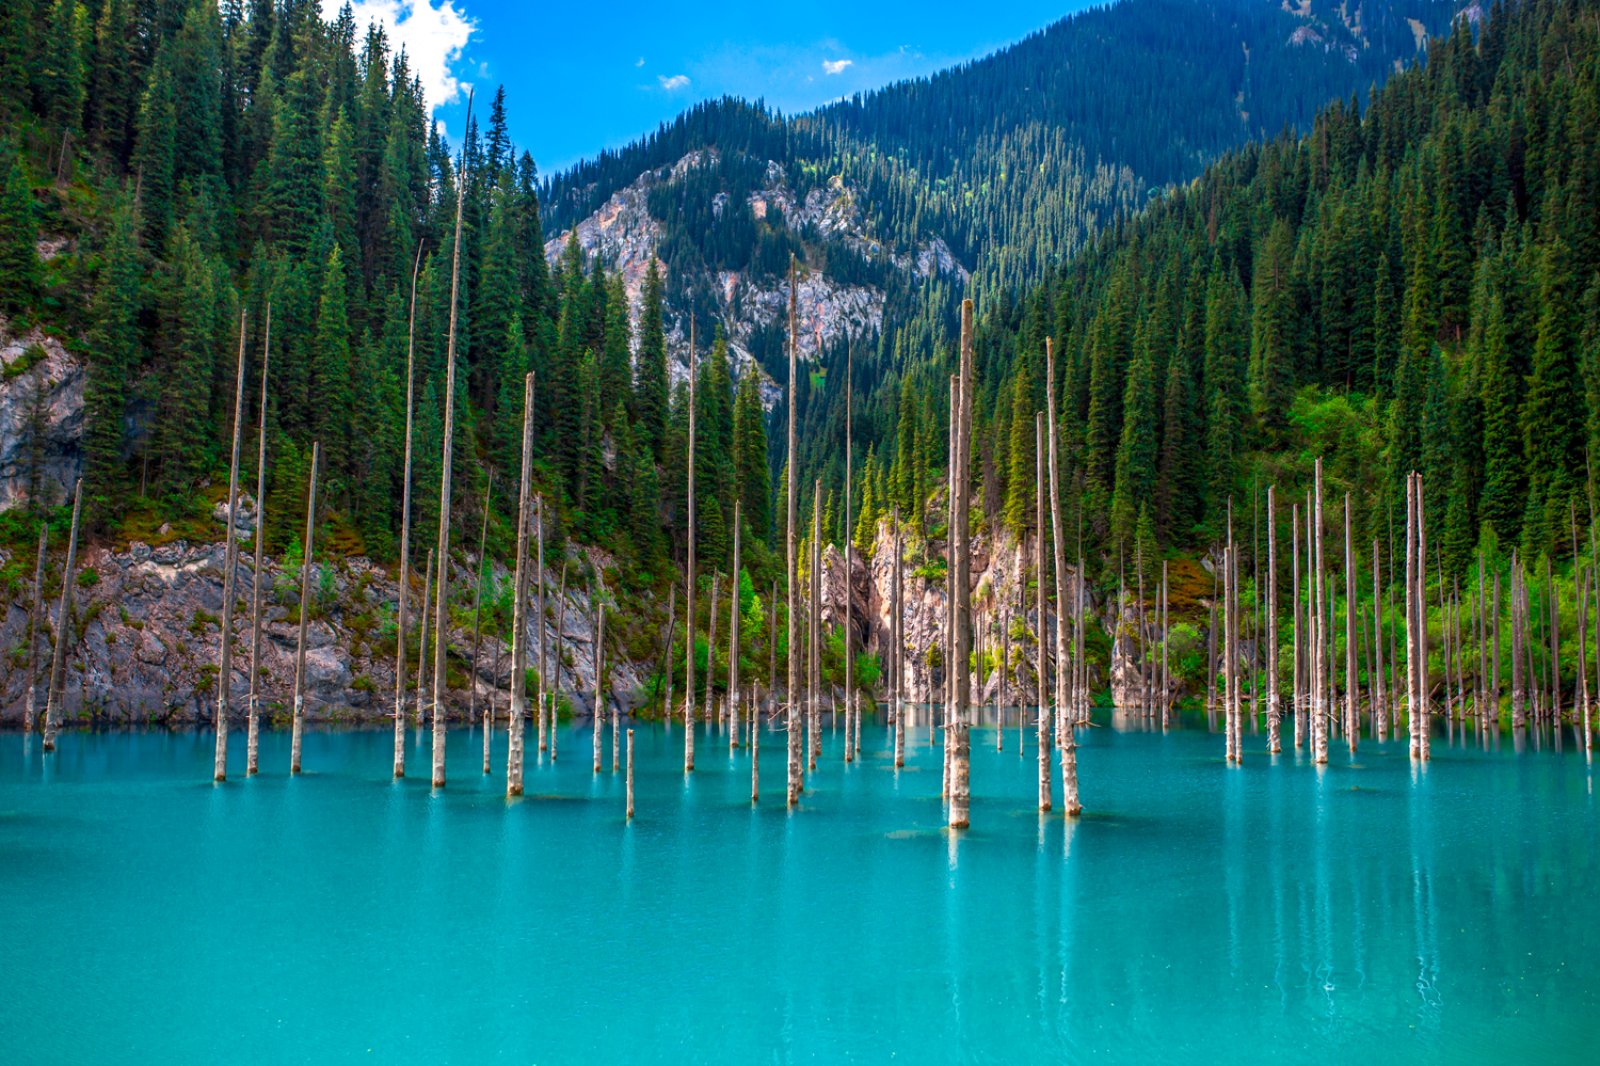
(0, 137), (38, 309)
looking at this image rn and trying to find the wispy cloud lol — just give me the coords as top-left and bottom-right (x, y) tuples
(658, 73), (690, 91)
(329, 1), (476, 111)
(822, 58), (853, 75)
(636, 57), (646, 68)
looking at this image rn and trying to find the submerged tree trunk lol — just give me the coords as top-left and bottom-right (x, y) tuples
(41, 479), (83, 754)
(431, 96), (472, 790)
(948, 301), (974, 830)
(593, 574), (606, 773)
(729, 500), (742, 755)
(290, 445), (320, 775)
(23, 522), (46, 733)
(1416, 473), (1430, 761)
(786, 258), (801, 807)
(810, 483), (822, 774)
(506, 374), (535, 797)
(1373, 537), (1386, 738)
(1036, 416), (1051, 811)
(215, 312), (248, 783)
(416, 549), (433, 727)
(1267, 486), (1280, 753)
(626, 728), (635, 820)
(685, 323), (698, 773)
(1291, 502), (1302, 750)
(394, 250), (421, 778)
(537, 500), (548, 753)
(247, 308), (271, 776)
(1045, 338), (1080, 816)
(892, 508), (905, 769)
(551, 556), (565, 760)
(1345, 494), (1357, 754)
(844, 340), (855, 763)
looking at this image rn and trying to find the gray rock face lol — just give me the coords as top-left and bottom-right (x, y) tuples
(0, 318), (84, 509)
(0, 533), (644, 726)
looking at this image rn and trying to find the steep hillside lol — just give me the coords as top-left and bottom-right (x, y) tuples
(541, 0), (1464, 397)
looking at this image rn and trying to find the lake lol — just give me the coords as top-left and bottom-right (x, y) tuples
(2, 709), (1596, 1063)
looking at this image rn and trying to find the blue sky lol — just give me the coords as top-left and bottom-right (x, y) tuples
(328, 1), (1097, 177)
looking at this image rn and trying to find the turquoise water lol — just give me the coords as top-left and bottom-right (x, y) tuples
(2, 712), (1596, 1064)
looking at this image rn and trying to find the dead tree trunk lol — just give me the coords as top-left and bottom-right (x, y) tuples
(290, 444), (320, 775)
(729, 500), (742, 754)
(537, 500), (548, 752)
(626, 728), (635, 820)
(1266, 486), (1279, 752)
(1345, 494), (1357, 753)
(394, 249), (421, 777)
(1373, 537), (1386, 737)
(431, 94), (473, 790)
(23, 522), (46, 733)
(248, 308), (272, 777)
(785, 257), (801, 806)
(685, 323), (698, 772)
(506, 373), (534, 797)
(416, 549), (433, 726)
(844, 339), (855, 762)
(215, 311), (249, 782)
(1312, 461), (1328, 765)
(892, 508), (905, 768)
(1045, 338), (1080, 816)
(1036, 414), (1050, 810)
(593, 574), (606, 773)
(810, 482), (822, 773)
(948, 300), (974, 830)
(1291, 501), (1302, 750)
(41, 479), (82, 753)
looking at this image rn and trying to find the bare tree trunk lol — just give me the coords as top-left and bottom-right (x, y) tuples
(943, 376), (956, 800)
(729, 500), (742, 754)
(416, 549), (432, 726)
(664, 583), (675, 728)
(470, 475), (493, 773)
(810, 482), (822, 773)
(290, 445), (320, 775)
(215, 312), (249, 782)
(685, 322), (700, 771)
(1035, 417), (1049, 809)
(506, 373), (535, 797)
(1312, 461), (1327, 765)
(1477, 551), (1488, 720)
(593, 574), (606, 773)
(1547, 554), (1559, 725)
(844, 340), (855, 763)
(707, 572), (720, 740)
(626, 728), (635, 820)
(948, 301), (974, 829)
(892, 509), (905, 768)
(431, 95), (473, 790)
(41, 479), (82, 753)
(538, 504), (549, 753)
(1373, 537), (1386, 737)
(1345, 494), (1357, 754)
(23, 522), (46, 733)
(1416, 474), (1430, 761)
(785, 258), (801, 806)
(1044, 338), (1080, 816)
(1492, 571), (1501, 729)
(1292, 502), (1302, 749)
(247, 307), (271, 776)
(1225, 509), (1238, 763)
(394, 249), (422, 777)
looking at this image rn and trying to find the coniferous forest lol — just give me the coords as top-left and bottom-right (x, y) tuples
(6, 1), (1600, 1060)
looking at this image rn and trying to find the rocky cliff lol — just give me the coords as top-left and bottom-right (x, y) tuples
(0, 503), (642, 727)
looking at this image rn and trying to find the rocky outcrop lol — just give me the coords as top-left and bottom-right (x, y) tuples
(544, 150), (968, 412)
(0, 530), (643, 727)
(0, 318), (83, 509)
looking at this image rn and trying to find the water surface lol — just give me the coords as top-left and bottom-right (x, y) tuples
(1, 711), (1595, 1063)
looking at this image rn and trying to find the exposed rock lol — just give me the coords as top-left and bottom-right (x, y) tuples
(0, 317), (83, 509)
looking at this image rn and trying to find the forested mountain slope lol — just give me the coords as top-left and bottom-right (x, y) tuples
(889, 0), (1600, 590)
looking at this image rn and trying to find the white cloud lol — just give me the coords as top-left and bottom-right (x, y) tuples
(636, 57), (646, 68)
(822, 58), (853, 75)
(328, 1), (476, 111)
(658, 73), (690, 91)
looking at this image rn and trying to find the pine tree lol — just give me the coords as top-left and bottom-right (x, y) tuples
(311, 243), (352, 491)
(155, 223), (219, 494)
(732, 366), (770, 546)
(0, 137), (38, 309)
(82, 191), (141, 529)
(634, 258), (669, 458)
(1521, 239), (1582, 551)
(1002, 361), (1034, 534)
